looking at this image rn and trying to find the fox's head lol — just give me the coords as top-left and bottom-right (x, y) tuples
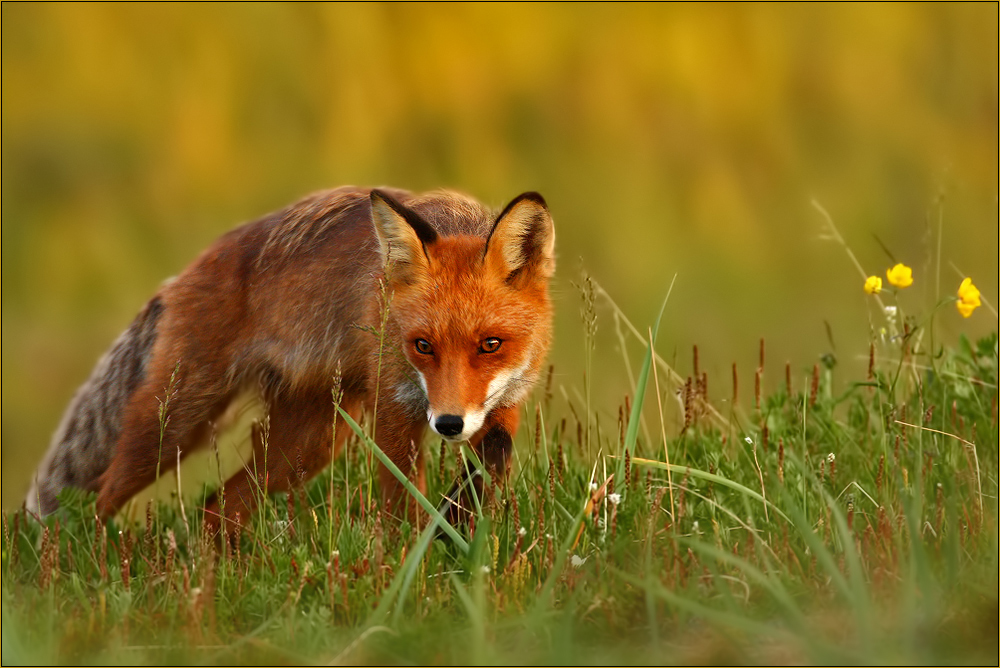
(370, 189), (555, 441)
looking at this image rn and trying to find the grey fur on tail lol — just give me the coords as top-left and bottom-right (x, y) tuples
(25, 296), (164, 515)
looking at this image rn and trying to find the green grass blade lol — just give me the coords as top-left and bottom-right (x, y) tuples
(381, 509), (442, 627)
(338, 407), (469, 553)
(679, 537), (806, 628)
(631, 457), (792, 524)
(529, 492), (594, 616)
(613, 567), (782, 637)
(818, 485), (873, 629)
(449, 573), (487, 663)
(616, 280), (675, 493)
(781, 497), (855, 605)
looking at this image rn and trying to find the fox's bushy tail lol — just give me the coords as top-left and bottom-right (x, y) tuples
(25, 296), (165, 515)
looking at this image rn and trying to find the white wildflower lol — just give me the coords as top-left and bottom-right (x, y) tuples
(826, 453), (836, 463)
(518, 526), (527, 537)
(589, 482), (599, 492)
(608, 493), (622, 506)
(744, 436), (753, 445)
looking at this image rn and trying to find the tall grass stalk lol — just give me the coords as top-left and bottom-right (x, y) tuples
(616, 281), (673, 494)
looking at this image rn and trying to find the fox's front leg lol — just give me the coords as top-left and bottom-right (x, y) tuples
(440, 405), (520, 528)
(472, 404), (519, 484)
(202, 391), (362, 537)
(375, 402), (429, 524)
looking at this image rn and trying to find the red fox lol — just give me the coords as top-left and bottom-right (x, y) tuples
(25, 186), (555, 532)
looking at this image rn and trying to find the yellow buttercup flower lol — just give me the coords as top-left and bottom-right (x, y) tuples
(864, 275), (882, 295)
(886, 263), (913, 288)
(958, 277), (980, 304)
(956, 277), (981, 318)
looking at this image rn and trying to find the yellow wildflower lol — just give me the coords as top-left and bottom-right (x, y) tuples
(864, 275), (882, 295)
(886, 263), (913, 288)
(958, 277), (980, 304)
(956, 277), (981, 318)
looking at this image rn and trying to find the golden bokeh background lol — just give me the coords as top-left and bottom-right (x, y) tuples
(3, 4), (997, 508)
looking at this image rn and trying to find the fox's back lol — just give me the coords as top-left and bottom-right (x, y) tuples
(232, 186), (498, 285)
(158, 187), (500, 391)
(26, 185), (554, 523)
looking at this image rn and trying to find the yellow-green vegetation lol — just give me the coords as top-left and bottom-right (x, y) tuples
(2, 4), (997, 504)
(2, 4), (997, 664)
(2, 272), (996, 664)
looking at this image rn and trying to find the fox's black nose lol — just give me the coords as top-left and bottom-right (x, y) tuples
(435, 414), (464, 437)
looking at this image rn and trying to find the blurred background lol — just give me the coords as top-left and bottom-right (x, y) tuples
(3, 4), (997, 509)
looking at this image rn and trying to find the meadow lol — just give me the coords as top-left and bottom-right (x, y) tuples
(2, 268), (996, 664)
(2, 4), (997, 665)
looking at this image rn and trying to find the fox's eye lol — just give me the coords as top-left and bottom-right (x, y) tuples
(479, 337), (502, 354)
(414, 339), (434, 355)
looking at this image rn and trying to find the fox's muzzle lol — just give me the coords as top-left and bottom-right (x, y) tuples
(427, 407), (487, 442)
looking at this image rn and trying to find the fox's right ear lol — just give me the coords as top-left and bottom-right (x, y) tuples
(370, 190), (438, 283)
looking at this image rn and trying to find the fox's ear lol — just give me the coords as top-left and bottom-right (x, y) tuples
(485, 192), (555, 284)
(370, 190), (438, 283)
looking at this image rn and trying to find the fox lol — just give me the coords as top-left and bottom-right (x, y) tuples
(25, 186), (555, 533)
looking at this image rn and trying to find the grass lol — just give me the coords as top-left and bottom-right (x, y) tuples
(2, 282), (997, 665)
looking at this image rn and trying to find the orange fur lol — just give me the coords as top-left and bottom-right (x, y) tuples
(27, 186), (555, 534)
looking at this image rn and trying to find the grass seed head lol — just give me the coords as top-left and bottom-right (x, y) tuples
(118, 530), (131, 592)
(683, 376), (693, 431)
(778, 439), (785, 483)
(754, 368), (762, 410)
(533, 405), (542, 454)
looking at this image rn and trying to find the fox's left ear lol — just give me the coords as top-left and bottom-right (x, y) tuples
(484, 192), (555, 284)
